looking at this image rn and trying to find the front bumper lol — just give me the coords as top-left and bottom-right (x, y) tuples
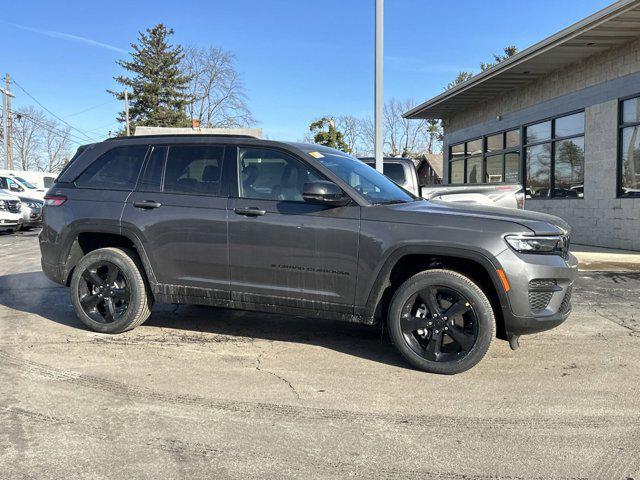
(496, 248), (578, 336)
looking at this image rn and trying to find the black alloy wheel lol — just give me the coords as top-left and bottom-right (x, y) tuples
(78, 261), (131, 324)
(399, 286), (478, 362)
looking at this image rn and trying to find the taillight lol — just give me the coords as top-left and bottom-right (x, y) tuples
(44, 194), (67, 206)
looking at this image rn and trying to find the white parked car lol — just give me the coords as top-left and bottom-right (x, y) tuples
(0, 174), (47, 200)
(0, 191), (22, 233)
(0, 169), (57, 190)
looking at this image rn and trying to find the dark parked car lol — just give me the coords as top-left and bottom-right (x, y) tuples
(40, 135), (577, 374)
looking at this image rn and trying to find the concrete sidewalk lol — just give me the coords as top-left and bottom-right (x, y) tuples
(572, 244), (640, 271)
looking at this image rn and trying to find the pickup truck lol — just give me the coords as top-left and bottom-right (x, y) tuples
(361, 157), (525, 209)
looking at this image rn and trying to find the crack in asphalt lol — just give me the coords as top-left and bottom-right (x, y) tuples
(255, 344), (301, 401)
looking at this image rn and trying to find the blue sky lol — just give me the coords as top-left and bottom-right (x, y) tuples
(2, 0), (612, 146)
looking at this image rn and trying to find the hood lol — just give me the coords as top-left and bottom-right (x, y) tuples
(0, 190), (21, 201)
(384, 199), (570, 236)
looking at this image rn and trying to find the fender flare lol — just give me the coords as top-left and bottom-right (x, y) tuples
(58, 223), (158, 287)
(361, 244), (510, 321)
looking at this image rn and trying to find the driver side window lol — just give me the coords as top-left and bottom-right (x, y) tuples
(237, 147), (323, 201)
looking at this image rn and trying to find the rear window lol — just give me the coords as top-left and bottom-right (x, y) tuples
(75, 146), (148, 190)
(365, 162), (407, 185)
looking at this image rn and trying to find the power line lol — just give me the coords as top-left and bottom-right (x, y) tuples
(12, 110), (97, 146)
(11, 79), (100, 143)
(64, 99), (117, 119)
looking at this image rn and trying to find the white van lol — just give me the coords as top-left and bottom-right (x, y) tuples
(0, 170), (56, 190)
(0, 174), (47, 200)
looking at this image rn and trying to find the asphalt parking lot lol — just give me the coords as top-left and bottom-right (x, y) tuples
(0, 229), (639, 479)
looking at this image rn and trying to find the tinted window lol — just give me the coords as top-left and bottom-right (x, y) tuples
(505, 153), (520, 183)
(365, 162), (406, 184)
(486, 134), (503, 153)
(555, 112), (584, 138)
(163, 145), (224, 195)
(238, 147), (323, 201)
(76, 146), (148, 190)
(466, 156), (482, 184)
(622, 97), (640, 124)
(485, 154), (503, 182)
(554, 137), (584, 197)
(505, 129), (520, 148)
(451, 143), (465, 158)
(621, 125), (640, 194)
(526, 121), (551, 144)
(139, 146), (167, 192)
(526, 144), (551, 198)
(466, 139), (482, 156)
(450, 160), (464, 184)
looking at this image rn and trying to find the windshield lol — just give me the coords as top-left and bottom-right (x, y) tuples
(314, 152), (414, 204)
(13, 176), (37, 189)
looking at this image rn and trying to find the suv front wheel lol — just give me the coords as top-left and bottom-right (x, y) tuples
(70, 247), (152, 334)
(388, 269), (495, 374)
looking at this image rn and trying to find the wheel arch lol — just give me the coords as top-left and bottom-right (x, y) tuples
(362, 245), (510, 340)
(60, 226), (157, 288)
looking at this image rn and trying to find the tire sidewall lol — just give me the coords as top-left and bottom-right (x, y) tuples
(71, 248), (145, 334)
(388, 270), (494, 375)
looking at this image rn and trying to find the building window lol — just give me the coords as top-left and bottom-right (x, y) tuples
(448, 128), (520, 185)
(619, 95), (640, 197)
(524, 111), (584, 199)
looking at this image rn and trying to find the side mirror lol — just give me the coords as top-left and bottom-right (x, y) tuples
(302, 181), (350, 207)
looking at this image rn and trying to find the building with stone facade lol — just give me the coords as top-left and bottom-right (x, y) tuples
(405, 0), (640, 250)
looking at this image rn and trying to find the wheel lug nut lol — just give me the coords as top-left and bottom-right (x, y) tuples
(444, 326), (448, 330)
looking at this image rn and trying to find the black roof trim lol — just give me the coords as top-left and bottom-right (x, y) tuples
(104, 134), (257, 141)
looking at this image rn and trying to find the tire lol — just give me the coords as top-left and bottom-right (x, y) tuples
(388, 269), (495, 375)
(70, 247), (153, 334)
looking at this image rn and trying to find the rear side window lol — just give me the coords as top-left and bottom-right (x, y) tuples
(163, 145), (225, 196)
(75, 146), (148, 190)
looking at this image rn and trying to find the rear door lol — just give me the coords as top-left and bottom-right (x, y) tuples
(121, 143), (230, 298)
(69, 145), (149, 233)
(227, 146), (360, 314)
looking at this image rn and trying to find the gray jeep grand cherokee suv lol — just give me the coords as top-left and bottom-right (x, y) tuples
(40, 135), (577, 374)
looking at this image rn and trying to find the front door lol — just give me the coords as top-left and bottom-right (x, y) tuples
(121, 144), (229, 299)
(227, 146), (360, 314)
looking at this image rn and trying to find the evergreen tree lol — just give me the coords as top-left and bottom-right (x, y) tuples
(309, 117), (351, 153)
(110, 24), (192, 133)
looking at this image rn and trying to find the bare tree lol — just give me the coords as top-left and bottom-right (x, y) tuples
(43, 118), (72, 172)
(12, 106), (45, 171)
(183, 46), (255, 128)
(334, 115), (373, 156)
(384, 98), (430, 157)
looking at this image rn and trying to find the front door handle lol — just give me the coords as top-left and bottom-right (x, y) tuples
(234, 207), (266, 217)
(133, 201), (162, 209)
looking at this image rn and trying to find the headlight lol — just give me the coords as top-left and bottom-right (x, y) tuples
(505, 234), (569, 256)
(0, 200), (6, 211)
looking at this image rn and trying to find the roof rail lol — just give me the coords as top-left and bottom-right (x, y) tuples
(104, 134), (258, 141)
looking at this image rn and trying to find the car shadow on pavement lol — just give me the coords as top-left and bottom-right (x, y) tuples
(0, 271), (407, 369)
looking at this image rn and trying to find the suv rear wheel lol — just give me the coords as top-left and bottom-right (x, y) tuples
(388, 269), (494, 374)
(70, 247), (152, 333)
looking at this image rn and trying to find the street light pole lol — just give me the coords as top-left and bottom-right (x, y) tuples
(1, 78), (15, 170)
(374, 0), (384, 173)
(124, 90), (131, 136)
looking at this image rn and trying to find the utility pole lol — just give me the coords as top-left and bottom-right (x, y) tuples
(124, 90), (130, 136)
(1, 74), (15, 169)
(6, 74), (13, 169)
(374, 0), (384, 173)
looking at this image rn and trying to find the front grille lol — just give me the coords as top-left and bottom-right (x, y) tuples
(529, 290), (553, 311)
(6, 200), (20, 213)
(560, 285), (573, 314)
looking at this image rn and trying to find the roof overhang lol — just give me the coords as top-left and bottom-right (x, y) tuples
(404, 0), (640, 120)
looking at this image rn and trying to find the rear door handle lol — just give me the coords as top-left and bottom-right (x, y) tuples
(234, 207), (266, 217)
(133, 201), (162, 209)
